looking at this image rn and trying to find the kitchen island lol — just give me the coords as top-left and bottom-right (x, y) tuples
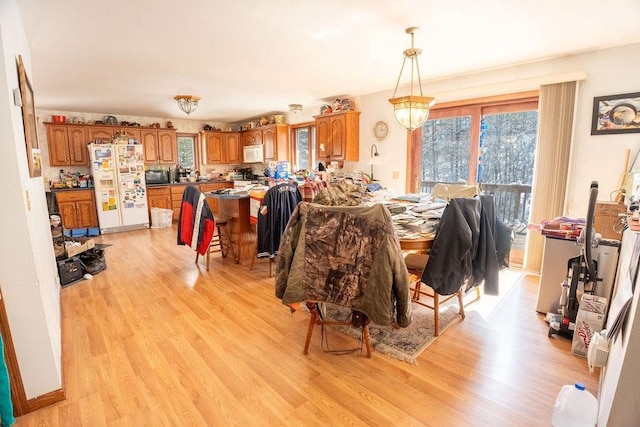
(205, 192), (254, 265)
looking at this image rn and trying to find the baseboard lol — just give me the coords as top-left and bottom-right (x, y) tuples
(27, 388), (65, 413)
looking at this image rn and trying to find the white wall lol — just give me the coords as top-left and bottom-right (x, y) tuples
(291, 43), (640, 217)
(0, 0), (62, 398)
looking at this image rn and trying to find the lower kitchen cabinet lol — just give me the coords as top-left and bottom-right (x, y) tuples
(170, 185), (188, 221)
(147, 186), (171, 211)
(148, 182), (234, 225)
(54, 190), (98, 229)
(199, 182), (234, 216)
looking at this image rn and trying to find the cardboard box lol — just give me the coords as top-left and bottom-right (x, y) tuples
(65, 237), (95, 258)
(571, 294), (607, 357)
(594, 201), (626, 240)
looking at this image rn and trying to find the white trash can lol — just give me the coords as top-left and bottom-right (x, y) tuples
(151, 207), (173, 228)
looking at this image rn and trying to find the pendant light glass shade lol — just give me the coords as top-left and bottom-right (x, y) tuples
(389, 95), (435, 131)
(388, 27), (435, 131)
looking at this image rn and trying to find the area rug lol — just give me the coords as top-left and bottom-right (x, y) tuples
(323, 297), (464, 364)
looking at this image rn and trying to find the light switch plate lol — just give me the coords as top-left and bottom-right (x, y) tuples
(13, 88), (22, 107)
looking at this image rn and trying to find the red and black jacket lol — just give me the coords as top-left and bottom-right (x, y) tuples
(177, 185), (215, 255)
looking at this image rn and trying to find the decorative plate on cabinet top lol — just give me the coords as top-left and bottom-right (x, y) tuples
(320, 104), (333, 114)
(341, 98), (355, 111)
(104, 115), (118, 125)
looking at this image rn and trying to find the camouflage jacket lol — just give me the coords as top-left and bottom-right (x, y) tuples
(275, 202), (411, 327)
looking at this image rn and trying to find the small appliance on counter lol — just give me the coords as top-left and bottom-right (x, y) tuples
(145, 169), (170, 185)
(177, 166), (188, 183)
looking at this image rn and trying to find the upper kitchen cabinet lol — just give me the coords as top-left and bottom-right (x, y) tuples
(314, 110), (360, 162)
(242, 124), (289, 162)
(243, 129), (263, 146)
(262, 124), (289, 162)
(142, 129), (177, 164)
(87, 126), (115, 142)
(46, 124), (89, 166)
(203, 131), (241, 164)
(226, 133), (242, 164)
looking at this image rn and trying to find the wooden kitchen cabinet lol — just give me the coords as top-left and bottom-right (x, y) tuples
(315, 110), (360, 162)
(203, 132), (242, 164)
(87, 127), (115, 142)
(226, 133), (242, 164)
(262, 124), (289, 162)
(46, 124), (89, 166)
(142, 129), (177, 164)
(170, 185), (188, 221)
(55, 190), (98, 229)
(147, 186), (171, 211)
(243, 129), (263, 146)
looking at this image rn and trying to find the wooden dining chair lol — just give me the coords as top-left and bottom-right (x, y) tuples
(404, 253), (466, 337)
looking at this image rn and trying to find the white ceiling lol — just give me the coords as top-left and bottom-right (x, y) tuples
(16, 0), (640, 123)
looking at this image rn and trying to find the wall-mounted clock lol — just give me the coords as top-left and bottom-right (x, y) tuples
(373, 120), (389, 141)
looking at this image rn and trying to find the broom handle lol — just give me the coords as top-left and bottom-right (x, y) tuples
(615, 149), (631, 203)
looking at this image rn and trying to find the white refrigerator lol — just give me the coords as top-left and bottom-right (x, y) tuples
(89, 143), (149, 234)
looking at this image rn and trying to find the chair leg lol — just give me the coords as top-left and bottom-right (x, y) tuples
(434, 292), (440, 337)
(458, 289), (466, 320)
(363, 323), (372, 358)
(195, 253), (199, 264)
(206, 248), (210, 271)
(303, 311), (318, 355)
(221, 224), (238, 264)
(250, 245), (257, 270)
(269, 258), (273, 277)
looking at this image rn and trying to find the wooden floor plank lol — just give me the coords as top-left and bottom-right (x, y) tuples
(16, 225), (598, 426)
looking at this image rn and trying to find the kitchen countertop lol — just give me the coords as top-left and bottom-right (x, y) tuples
(49, 187), (94, 192)
(205, 192), (250, 199)
(146, 181), (234, 187)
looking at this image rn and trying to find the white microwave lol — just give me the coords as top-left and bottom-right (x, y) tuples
(243, 145), (264, 163)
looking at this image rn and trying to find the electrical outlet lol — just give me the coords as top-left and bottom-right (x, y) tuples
(392, 171), (400, 180)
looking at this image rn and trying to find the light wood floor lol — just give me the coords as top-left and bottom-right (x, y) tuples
(17, 225), (598, 426)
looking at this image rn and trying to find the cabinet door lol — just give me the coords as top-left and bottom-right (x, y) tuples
(57, 201), (77, 229)
(46, 125), (70, 166)
(141, 130), (159, 163)
(157, 130), (177, 164)
(315, 118), (330, 161)
(329, 115), (345, 160)
(226, 133), (241, 164)
(76, 199), (98, 228)
(148, 194), (171, 209)
(120, 128), (141, 143)
(68, 127), (89, 166)
(205, 132), (225, 164)
(263, 128), (276, 161)
(244, 129), (263, 145)
(87, 127), (114, 142)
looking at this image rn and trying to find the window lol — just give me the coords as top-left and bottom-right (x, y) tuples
(291, 123), (316, 171)
(177, 133), (198, 169)
(410, 92), (539, 267)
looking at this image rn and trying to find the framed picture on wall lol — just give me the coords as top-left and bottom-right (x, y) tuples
(591, 91), (640, 135)
(17, 54), (42, 178)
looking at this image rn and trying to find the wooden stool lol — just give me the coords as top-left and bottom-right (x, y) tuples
(205, 217), (238, 271)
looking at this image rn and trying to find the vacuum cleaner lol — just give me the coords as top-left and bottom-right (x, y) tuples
(549, 181), (601, 339)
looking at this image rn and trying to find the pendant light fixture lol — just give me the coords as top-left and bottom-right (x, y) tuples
(174, 95), (201, 115)
(388, 27), (435, 131)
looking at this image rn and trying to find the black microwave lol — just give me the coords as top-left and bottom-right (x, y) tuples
(145, 170), (169, 184)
